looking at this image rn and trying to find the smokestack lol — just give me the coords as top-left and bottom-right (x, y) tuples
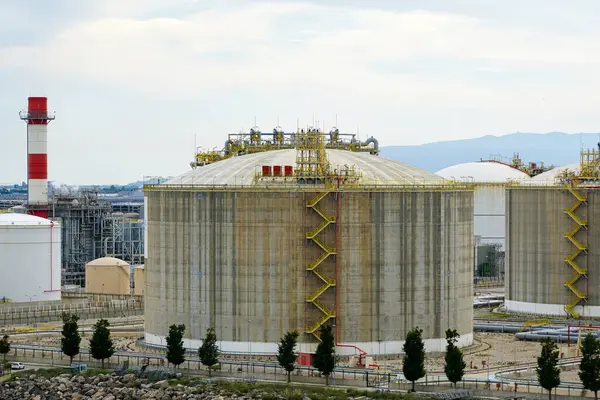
(19, 97), (55, 218)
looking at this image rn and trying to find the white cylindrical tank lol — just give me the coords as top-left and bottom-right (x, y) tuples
(436, 161), (531, 278)
(0, 213), (61, 302)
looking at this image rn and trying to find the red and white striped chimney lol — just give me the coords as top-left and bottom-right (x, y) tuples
(20, 97), (55, 218)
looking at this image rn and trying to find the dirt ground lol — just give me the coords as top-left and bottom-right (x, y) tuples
(370, 332), (575, 375)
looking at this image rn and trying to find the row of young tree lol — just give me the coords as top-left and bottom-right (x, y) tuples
(0, 317), (465, 390)
(0, 313), (115, 368)
(161, 323), (466, 390)
(538, 334), (600, 400)
(15, 313), (600, 399)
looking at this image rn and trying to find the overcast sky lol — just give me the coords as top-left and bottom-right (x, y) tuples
(2, 0), (600, 184)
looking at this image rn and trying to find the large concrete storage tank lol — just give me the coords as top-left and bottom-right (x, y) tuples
(0, 213), (61, 302)
(144, 147), (474, 354)
(506, 152), (600, 318)
(436, 162), (530, 278)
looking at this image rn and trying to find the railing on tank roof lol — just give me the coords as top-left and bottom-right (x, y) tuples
(143, 180), (475, 192)
(505, 178), (600, 189)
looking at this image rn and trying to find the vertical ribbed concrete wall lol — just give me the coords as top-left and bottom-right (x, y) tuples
(144, 189), (474, 354)
(506, 187), (600, 316)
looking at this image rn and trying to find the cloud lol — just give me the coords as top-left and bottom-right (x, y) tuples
(4, 1), (600, 183)
(4, 0), (600, 105)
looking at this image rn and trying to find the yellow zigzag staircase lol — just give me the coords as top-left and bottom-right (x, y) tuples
(305, 192), (336, 340)
(563, 187), (588, 318)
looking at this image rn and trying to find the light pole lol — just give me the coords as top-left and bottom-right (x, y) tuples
(332, 323), (337, 386)
(248, 319), (252, 377)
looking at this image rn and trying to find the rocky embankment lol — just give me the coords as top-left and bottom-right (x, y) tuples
(0, 371), (390, 400)
(0, 373), (271, 400)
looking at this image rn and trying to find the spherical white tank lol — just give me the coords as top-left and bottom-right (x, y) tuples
(0, 213), (61, 302)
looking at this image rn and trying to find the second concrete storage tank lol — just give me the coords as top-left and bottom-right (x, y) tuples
(144, 142), (475, 355)
(506, 149), (600, 318)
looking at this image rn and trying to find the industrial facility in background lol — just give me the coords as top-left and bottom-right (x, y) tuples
(483, 153), (554, 177)
(0, 97), (145, 289)
(505, 143), (600, 319)
(145, 124), (474, 364)
(190, 125), (380, 168)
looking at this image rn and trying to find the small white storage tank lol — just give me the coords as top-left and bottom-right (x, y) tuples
(436, 162), (531, 278)
(0, 213), (61, 302)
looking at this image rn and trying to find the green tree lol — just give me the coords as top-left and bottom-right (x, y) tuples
(0, 335), (10, 362)
(312, 325), (335, 386)
(444, 329), (466, 387)
(61, 313), (81, 364)
(579, 333), (600, 400)
(403, 327), (426, 392)
(198, 327), (219, 377)
(277, 330), (299, 383)
(89, 319), (115, 368)
(166, 324), (186, 368)
(536, 338), (561, 400)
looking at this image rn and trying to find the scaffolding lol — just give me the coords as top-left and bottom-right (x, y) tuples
(48, 190), (144, 287)
(102, 216), (144, 266)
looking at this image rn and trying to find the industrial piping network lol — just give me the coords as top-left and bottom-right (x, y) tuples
(191, 126), (380, 168)
(474, 322), (600, 344)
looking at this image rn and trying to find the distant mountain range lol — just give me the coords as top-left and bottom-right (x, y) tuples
(380, 132), (600, 173)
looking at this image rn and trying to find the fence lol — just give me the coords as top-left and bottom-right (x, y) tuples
(474, 277), (504, 288)
(0, 301), (143, 328)
(5, 345), (593, 398)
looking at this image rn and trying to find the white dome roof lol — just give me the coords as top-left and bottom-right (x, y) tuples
(168, 149), (446, 186)
(531, 162), (579, 182)
(0, 213), (56, 226)
(436, 162), (531, 182)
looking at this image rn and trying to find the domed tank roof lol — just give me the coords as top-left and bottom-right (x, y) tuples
(167, 149), (446, 186)
(436, 161), (531, 182)
(531, 162), (579, 182)
(86, 257), (129, 267)
(0, 213), (56, 226)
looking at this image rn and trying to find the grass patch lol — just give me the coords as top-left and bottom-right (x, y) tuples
(166, 379), (417, 400)
(82, 368), (112, 377)
(8, 367), (111, 382)
(9, 367), (66, 381)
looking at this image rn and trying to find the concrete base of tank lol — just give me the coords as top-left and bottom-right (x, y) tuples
(505, 300), (600, 317)
(144, 332), (473, 355)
